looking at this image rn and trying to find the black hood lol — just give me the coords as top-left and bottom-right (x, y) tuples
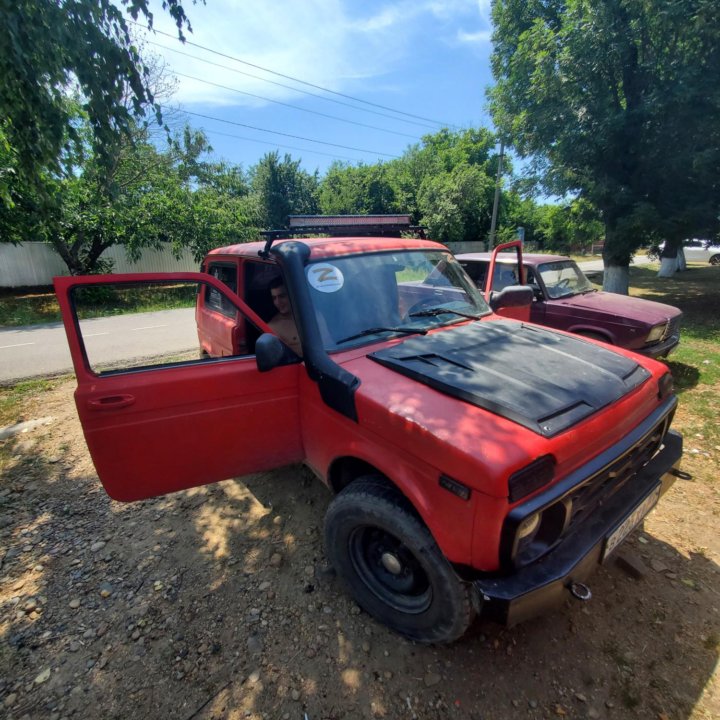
(369, 321), (650, 437)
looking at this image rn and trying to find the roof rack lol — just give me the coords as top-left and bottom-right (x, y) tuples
(259, 214), (425, 258)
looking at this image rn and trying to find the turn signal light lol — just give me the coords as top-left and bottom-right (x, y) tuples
(508, 455), (555, 503)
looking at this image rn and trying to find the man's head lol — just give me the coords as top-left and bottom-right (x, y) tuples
(269, 276), (291, 316)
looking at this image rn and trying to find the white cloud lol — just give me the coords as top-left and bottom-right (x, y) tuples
(140, 0), (492, 107)
(457, 29), (492, 45)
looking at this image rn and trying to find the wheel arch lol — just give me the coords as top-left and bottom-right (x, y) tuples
(570, 327), (614, 344)
(325, 453), (476, 568)
(328, 455), (401, 497)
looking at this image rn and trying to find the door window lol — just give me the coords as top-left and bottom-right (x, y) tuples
(206, 263), (239, 318)
(72, 279), (260, 375)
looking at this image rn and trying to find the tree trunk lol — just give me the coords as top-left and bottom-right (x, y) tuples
(657, 256), (678, 277)
(657, 239), (686, 278)
(601, 218), (632, 294)
(603, 264), (630, 294)
(677, 247), (687, 271)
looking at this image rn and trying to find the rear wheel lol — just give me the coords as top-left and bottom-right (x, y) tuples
(324, 477), (475, 644)
(710, 254), (720, 266)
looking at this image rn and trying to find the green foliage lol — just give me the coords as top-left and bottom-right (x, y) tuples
(0, 0), (194, 201)
(318, 128), (507, 245)
(250, 152), (320, 229)
(417, 164), (493, 244)
(319, 162), (397, 215)
(1, 109), (259, 275)
(489, 0), (720, 268)
(533, 198), (603, 253)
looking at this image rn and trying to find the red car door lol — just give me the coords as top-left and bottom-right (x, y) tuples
(54, 273), (304, 502)
(484, 240), (531, 322)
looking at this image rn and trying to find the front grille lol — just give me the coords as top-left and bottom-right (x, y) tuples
(658, 314), (682, 343)
(564, 413), (671, 533)
(663, 315), (682, 341)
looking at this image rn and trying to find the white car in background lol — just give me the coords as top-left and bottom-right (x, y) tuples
(683, 240), (720, 265)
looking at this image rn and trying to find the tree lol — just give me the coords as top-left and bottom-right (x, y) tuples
(319, 162), (397, 215)
(417, 164), (493, 244)
(489, 0), (720, 292)
(0, 0), (194, 201)
(250, 152), (320, 229)
(0, 112), (258, 275)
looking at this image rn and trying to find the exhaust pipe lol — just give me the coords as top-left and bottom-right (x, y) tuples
(568, 581), (592, 601)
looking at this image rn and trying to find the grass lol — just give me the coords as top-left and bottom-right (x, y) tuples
(625, 262), (720, 482)
(0, 287), (63, 326)
(0, 378), (62, 427)
(0, 284), (197, 327)
(73, 283), (197, 320)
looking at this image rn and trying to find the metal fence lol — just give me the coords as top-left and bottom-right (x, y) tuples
(0, 242), (199, 288)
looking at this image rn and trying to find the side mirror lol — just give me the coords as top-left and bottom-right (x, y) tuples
(255, 333), (301, 372)
(489, 285), (534, 312)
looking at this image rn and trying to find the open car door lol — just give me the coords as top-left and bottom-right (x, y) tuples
(54, 272), (304, 502)
(483, 240), (531, 322)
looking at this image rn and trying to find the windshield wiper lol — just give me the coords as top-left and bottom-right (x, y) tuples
(336, 326), (428, 345)
(409, 307), (483, 320)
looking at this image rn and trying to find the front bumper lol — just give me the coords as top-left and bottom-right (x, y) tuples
(473, 430), (683, 626)
(640, 333), (680, 359)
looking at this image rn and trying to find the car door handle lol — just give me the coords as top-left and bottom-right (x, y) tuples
(87, 394), (136, 410)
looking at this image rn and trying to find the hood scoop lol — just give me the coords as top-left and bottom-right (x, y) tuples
(369, 321), (650, 437)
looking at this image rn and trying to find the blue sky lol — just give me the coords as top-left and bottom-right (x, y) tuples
(137, 0), (496, 175)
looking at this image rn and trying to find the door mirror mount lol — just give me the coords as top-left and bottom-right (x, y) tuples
(256, 333), (301, 372)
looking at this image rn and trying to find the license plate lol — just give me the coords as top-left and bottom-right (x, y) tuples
(602, 486), (661, 561)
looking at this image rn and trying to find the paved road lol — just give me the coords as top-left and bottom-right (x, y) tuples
(0, 308), (198, 383)
(578, 253), (652, 274)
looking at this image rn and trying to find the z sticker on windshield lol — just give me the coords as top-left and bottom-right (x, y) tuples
(307, 264), (344, 293)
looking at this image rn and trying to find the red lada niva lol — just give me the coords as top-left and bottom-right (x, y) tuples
(55, 234), (683, 643)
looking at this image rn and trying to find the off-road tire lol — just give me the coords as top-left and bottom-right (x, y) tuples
(324, 477), (475, 644)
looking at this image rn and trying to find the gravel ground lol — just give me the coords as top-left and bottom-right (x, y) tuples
(1, 380), (718, 720)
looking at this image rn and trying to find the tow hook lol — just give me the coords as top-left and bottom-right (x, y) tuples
(568, 581), (592, 601)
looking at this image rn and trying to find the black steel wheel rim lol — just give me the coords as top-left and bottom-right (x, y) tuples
(348, 526), (432, 614)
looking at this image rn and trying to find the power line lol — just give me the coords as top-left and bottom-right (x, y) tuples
(147, 40), (441, 132)
(166, 106), (401, 159)
(193, 127), (368, 164)
(172, 70), (421, 140)
(135, 23), (453, 127)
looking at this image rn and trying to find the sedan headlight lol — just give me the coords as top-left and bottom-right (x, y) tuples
(645, 322), (667, 344)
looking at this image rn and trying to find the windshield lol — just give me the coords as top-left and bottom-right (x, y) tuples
(306, 249), (490, 351)
(537, 260), (594, 298)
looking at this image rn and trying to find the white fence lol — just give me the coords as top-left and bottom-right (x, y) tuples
(2, 239), (491, 288)
(0, 242), (199, 288)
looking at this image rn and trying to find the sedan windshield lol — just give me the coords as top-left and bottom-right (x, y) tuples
(537, 261), (595, 298)
(306, 250), (490, 351)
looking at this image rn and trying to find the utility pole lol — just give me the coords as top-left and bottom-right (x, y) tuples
(488, 140), (505, 250)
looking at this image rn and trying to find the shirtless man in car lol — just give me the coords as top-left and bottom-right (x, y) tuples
(267, 277), (302, 357)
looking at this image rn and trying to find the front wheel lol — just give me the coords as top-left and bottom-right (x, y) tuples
(710, 254), (720, 266)
(324, 477), (475, 644)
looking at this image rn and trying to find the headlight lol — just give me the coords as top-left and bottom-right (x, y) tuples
(658, 372), (674, 400)
(517, 513), (540, 540)
(512, 501), (569, 567)
(645, 322), (667, 344)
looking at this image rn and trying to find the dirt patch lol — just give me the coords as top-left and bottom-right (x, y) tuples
(1, 380), (718, 720)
